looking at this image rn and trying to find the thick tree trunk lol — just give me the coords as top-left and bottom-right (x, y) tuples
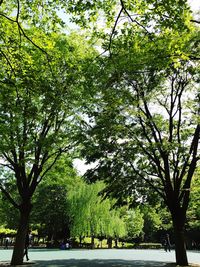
(172, 212), (188, 266)
(11, 202), (31, 265)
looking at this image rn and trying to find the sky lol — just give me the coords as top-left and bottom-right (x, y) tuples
(189, 0), (200, 11)
(73, 159), (97, 176)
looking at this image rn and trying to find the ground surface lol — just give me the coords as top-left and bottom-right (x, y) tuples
(0, 248), (199, 267)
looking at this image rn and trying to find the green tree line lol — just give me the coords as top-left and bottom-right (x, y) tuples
(0, 158), (199, 248)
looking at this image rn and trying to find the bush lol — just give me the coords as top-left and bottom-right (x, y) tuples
(0, 228), (17, 237)
(135, 243), (162, 249)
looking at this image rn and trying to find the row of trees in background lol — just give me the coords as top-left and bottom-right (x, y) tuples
(0, 157), (199, 248)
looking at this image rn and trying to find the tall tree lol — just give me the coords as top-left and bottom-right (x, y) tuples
(78, 27), (200, 265)
(66, 0), (194, 56)
(1, 0), (195, 60)
(0, 22), (94, 265)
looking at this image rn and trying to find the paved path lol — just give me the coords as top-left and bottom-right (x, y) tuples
(0, 248), (200, 266)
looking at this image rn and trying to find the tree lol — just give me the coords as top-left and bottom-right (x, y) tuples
(123, 208), (144, 241)
(188, 168), (200, 228)
(32, 185), (69, 244)
(78, 25), (200, 265)
(68, 181), (126, 247)
(32, 156), (78, 243)
(66, 0), (195, 58)
(0, 21), (94, 265)
(186, 168), (200, 246)
(141, 205), (162, 242)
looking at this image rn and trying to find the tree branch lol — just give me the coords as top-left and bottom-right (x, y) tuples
(0, 13), (16, 22)
(178, 123), (200, 188)
(108, 7), (123, 54)
(190, 19), (200, 24)
(0, 162), (14, 171)
(128, 160), (166, 200)
(0, 49), (16, 75)
(39, 149), (64, 180)
(16, 0), (20, 22)
(120, 0), (151, 34)
(17, 23), (47, 55)
(0, 184), (19, 209)
(0, 11), (48, 55)
(2, 152), (16, 167)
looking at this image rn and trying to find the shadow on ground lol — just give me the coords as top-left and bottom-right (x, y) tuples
(35, 259), (175, 267)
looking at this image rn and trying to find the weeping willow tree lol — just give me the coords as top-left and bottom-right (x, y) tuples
(68, 181), (126, 247)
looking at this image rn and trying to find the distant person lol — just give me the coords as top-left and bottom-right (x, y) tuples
(164, 233), (171, 252)
(191, 240), (196, 250)
(23, 233), (30, 261)
(28, 232), (33, 247)
(60, 240), (66, 250)
(4, 237), (10, 249)
(66, 242), (70, 249)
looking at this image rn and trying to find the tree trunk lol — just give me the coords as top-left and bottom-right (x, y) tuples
(79, 236), (82, 246)
(91, 235), (95, 249)
(107, 237), (112, 249)
(115, 237), (118, 248)
(11, 202), (31, 265)
(172, 212), (188, 266)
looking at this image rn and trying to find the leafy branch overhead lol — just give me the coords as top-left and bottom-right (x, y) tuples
(1, 1), (199, 58)
(66, 0), (196, 53)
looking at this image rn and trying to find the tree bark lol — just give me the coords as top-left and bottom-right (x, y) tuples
(107, 237), (112, 249)
(172, 212), (188, 266)
(115, 237), (118, 248)
(11, 202), (31, 265)
(79, 236), (82, 246)
(91, 235), (95, 249)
